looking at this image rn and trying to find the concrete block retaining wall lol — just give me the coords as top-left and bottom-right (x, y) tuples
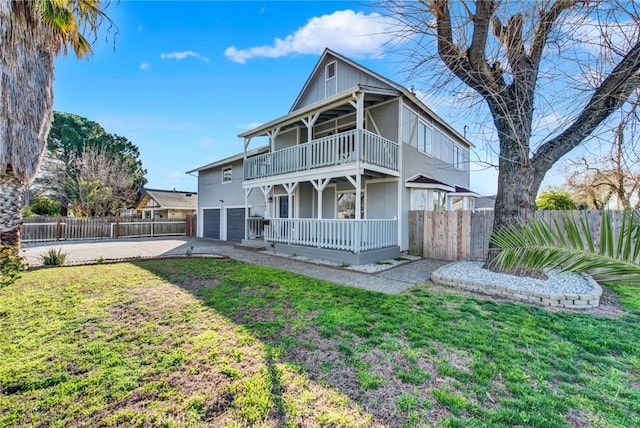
(431, 268), (602, 309)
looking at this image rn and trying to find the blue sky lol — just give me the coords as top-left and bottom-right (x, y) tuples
(53, 0), (540, 195)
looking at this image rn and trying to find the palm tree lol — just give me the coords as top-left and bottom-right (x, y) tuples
(489, 210), (640, 285)
(0, 0), (112, 248)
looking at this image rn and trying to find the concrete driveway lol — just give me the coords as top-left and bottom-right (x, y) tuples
(22, 237), (447, 294)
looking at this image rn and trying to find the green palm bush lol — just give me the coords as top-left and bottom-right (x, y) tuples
(489, 210), (640, 284)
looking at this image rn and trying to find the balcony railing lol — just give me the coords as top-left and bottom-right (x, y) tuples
(244, 129), (398, 180)
(264, 218), (397, 254)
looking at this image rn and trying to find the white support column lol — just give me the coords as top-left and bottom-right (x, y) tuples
(302, 113), (319, 168)
(282, 182), (298, 219)
(267, 127), (281, 152)
(243, 137), (252, 158)
(244, 188), (251, 240)
(355, 174), (362, 254)
(311, 178), (330, 219)
(260, 185), (273, 218)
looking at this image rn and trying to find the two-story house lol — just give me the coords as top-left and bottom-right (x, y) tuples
(187, 48), (478, 264)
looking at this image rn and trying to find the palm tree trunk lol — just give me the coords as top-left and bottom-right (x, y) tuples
(0, 170), (24, 249)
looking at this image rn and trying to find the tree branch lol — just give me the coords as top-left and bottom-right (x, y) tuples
(532, 39), (640, 173)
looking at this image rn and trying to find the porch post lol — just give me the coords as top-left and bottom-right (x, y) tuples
(244, 188), (250, 240)
(283, 182), (298, 219)
(311, 178), (330, 219)
(267, 127), (281, 152)
(302, 113), (319, 168)
(260, 185), (273, 218)
(355, 174), (362, 253)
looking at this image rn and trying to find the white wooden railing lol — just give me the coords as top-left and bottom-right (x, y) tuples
(244, 129), (398, 180)
(264, 218), (397, 253)
(247, 217), (264, 239)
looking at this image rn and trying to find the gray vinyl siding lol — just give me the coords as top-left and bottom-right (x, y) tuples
(274, 128), (298, 151)
(368, 100), (399, 141)
(322, 186), (336, 218)
(293, 56), (395, 110)
(298, 183), (314, 218)
(402, 144), (469, 188)
(197, 158), (265, 239)
(366, 181), (398, 219)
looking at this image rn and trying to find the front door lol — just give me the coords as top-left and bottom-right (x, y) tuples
(279, 196), (289, 218)
(276, 195), (294, 218)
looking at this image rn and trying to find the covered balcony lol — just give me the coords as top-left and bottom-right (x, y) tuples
(243, 129), (398, 181)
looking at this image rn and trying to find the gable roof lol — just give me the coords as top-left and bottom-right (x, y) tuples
(289, 48), (397, 113)
(286, 48), (474, 148)
(404, 174), (455, 192)
(135, 189), (198, 211)
(186, 145), (270, 174)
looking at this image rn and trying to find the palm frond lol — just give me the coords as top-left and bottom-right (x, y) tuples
(489, 210), (640, 285)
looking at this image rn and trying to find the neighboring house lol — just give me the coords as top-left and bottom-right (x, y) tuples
(187, 48), (478, 264)
(135, 188), (197, 220)
(475, 195), (496, 211)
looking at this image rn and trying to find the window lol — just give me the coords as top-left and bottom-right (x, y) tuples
(326, 61), (336, 79)
(418, 121), (432, 155)
(325, 61), (337, 97)
(337, 192), (364, 219)
(222, 167), (232, 183)
(454, 145), (466, 170)
(410, 189), (447, 211)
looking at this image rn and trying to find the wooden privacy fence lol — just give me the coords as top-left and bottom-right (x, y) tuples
(21, 216), (188, 243)
(409, 210), (625, 262)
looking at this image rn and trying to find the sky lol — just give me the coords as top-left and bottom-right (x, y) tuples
(53, 0), (568, 196)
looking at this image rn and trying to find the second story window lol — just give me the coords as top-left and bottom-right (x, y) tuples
(222, 166), (232, 183)
(325, 61), (337, 97)
(454, 145), (466, 170)
(418, 121), (432, 155)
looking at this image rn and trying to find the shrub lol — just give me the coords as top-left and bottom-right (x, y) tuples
(29, 195), (62, 216)
(1, 245), (26, 287)
(40, 248), (67, 266)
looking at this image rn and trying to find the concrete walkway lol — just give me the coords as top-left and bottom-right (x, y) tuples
(22, 237), (448, 294)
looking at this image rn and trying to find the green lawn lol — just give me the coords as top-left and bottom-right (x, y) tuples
(1, 259), (639, 427)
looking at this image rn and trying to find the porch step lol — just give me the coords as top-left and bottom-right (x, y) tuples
(235, 240), (267, 252)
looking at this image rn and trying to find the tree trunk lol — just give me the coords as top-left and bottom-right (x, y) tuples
(0, 171), (24, 249)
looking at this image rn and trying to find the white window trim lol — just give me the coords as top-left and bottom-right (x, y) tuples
(454, 144), (468, 170)
(222, 166), (233, 183)
(335, 189), (366, 219)
(325, 60), (337, 98)
(417, 119), (433, 157)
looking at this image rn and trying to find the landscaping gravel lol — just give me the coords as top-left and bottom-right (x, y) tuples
(438, 261), (595, 294)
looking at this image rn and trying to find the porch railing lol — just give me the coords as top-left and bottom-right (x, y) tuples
(247, 217), (264, 239)
(264, 218), (397, 253)
(244, 129), (398, 180)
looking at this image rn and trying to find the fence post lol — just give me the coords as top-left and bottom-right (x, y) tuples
(115, 213), (120, 239)
(55, 217), (62, 241)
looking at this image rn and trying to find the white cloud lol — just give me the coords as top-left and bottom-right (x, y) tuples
(160, 51), (210, 63)
(225, 9), (397, 64)
(139, 62), (150, 70)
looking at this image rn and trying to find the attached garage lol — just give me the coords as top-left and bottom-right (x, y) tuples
(202, 209), (221, 239)
(226, 207), (245, 242)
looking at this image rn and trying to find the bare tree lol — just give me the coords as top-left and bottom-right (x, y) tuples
(566, 113), (640, 209)
(40, 146), (141, 217)
(384, 1), (640, 267)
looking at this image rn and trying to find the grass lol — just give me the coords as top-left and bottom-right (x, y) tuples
(1, 259), (639, 427)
